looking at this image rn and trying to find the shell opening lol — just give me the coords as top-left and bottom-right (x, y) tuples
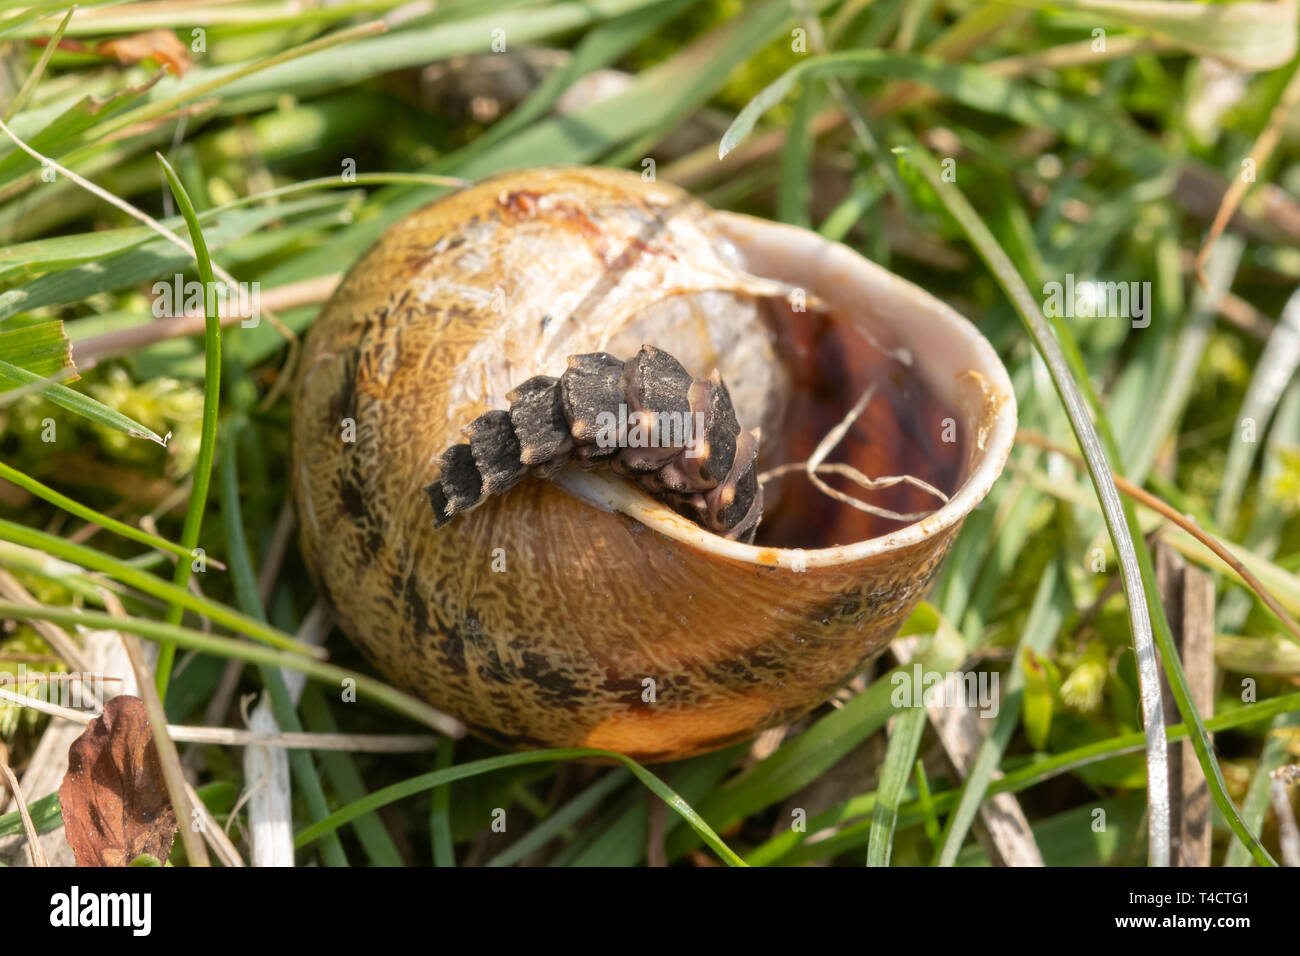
(558, 209), (1018, 567)
(749, 296), (967, 550)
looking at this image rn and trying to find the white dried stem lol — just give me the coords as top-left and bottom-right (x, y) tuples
(243, 694), (294, 868)
(241, 602), (331, 867)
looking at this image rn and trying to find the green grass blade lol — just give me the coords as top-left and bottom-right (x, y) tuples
(0, 517), (325, 657)
(0, 599), (460, 734)
(1030, 283), (1282, 864)
(0, 196), (338, 302)
(1225, 380), (1300, 865)
(557, 746), (742, 866)
(0, 319), (72, 379)
(776, 83), (818, 228)
(430, 736), (456, 867)
(0, 357), (165, 442)
(0, 460), (199, 564)
(933, 559), (1066, 865)
(293, 749), (747, 867)
(957, 793), (1148, 866)
(217, 425), (348, 867)
(485, 768), (631, 867)
(1, 4), (74, 122)
(665, 613), (966, 860)
(1215, 284), (1300, 531)
(152, 153), (221, 701)
(0, 791), (62, 838)
(758, 692), (1300, 865)
(892, 136), (1172, 866)
(301, 683), (404, 866)
(913, 759), (941, 849)
(719, 50), (1166, 175)
(913, 139), (1277, 865)
(866, 704), (927, 866)
(1007, 0), (1297, 71)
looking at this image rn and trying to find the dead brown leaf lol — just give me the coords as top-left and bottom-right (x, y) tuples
(97, 30), (192, 76)
(59, 695), (178, 867)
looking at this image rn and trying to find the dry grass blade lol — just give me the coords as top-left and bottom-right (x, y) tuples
(0, 685), (427, 751)
(0, 674), (122, 689)
(119, 635), (208, 866)
(1195, 59), (1300, 287)
(184, 781), (244, 868)
(73, 274), (340, 369)
(0, 686), (95, 722)
(0, 756), (47, 867)
(243, 692), (294, 866)
(169, 726), (439, 753)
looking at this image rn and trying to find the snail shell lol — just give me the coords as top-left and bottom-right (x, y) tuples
(292, 167), (1016, 761)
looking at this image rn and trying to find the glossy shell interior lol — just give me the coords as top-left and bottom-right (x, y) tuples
(292, 167), (1016, 761)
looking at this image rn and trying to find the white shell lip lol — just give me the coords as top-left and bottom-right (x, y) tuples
(554, 210), (1018, 570)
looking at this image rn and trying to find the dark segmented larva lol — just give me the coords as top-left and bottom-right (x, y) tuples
(425, 345), (764, 541)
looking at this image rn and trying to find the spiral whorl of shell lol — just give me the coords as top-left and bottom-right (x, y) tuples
(425, 345), (763, 541)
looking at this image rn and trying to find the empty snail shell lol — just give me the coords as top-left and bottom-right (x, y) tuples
(292, 167), (1016, 762)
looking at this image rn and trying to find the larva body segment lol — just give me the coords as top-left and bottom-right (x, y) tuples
(425, 344), (763, 541)
(507, 375), (573, 473)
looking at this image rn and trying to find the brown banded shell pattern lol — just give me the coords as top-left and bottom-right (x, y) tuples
(292, 167), (983, 762)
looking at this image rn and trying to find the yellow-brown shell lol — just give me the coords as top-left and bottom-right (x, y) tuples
(292, 167), (1016, 761)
